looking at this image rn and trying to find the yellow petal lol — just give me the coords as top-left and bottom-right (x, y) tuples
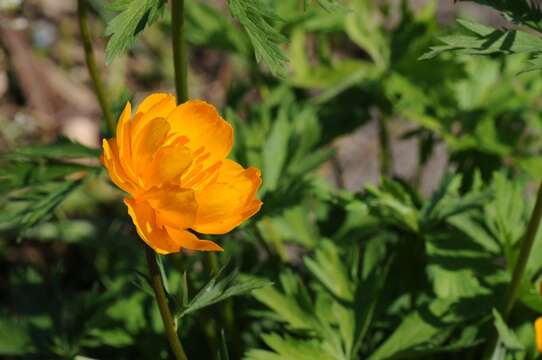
(167, 100), (233, 167)
(141, 141), (193, 188)
(101, 139), (138, 195)
(135, 93), (176, 115)
(124, 197), (183, 254)
(143, 187), (197, 229)
(536, 317), (542, 353)
(116, 102), (132, 160)
(165, 226), (223, 252)
(192, 159), (262, 234)
(131, 117), (170, 177)
(132, 93), (177, 138)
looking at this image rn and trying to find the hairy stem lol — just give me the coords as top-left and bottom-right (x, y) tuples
(482, 179), (542, 359)
(145, 246), (188, 360)
(77, 0), (115, 135)
(171, 0), (188, 104)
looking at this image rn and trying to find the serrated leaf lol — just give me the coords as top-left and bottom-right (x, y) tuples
(4, 180), (84, 233)
(178, 265), (271, 318)
(304, 240), (353, 301)
(105, 0), (166, 63)
(228, 0), (288, 77)
(368, 299), (455, 360)
(420, 18), (542, 61)
(492, 309), (525, 352)
(251, 333), (336, 360)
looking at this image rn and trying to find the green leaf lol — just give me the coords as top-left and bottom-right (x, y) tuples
(427, 266), (489, 300)
(492, 309), (525, 352)
(455, 0), (542, 32)
(252, 271), (313, 330)
(262, 111), (290, 192)
(247, 333), (336, 360)
(420, 19), (542, 60)
(0, 316), (34, 355)
(304, 240), (353, 301)
(227, 0), (288, 77)
(178, 265), (271, 318)
(8, 136), (100, 159)
(105, 0), (166, 63)
(3, 180), (85, 232)
(368, 299), (455, 360)
(345, 0), (389, 68)
(0, 160), (95, 194)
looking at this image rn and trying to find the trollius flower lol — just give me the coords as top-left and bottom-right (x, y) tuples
(101, 93), (262, 254)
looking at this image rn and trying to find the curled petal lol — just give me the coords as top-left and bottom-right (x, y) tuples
(101, 139), (138, 195)
(192, 160), (262, 234)
(165, 226), (223, 252)
(125, 197), (182, 254)
(167, 100), (233, 166)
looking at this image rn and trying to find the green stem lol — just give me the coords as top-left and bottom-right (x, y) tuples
(77, 0), (116, 135)
(503, 179), (542, 316)
(482, 179), (542, 359)
(171, 0), (188, 104)
(207, 252), (219, 276)
(144, 246), (188, 360)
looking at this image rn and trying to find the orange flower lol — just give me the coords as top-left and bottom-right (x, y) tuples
(101, 93), (262, 254)
(536, 317), (542, 353)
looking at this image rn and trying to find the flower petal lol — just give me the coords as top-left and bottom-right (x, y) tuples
(116, 102), (132, 161)
(131, 117), (170, 177)
(141, 141), (193, 188)
(192, 160), (262, 234)
(124, 197), (183, 254)
(167, 100), (233, 166)
(135, 93), (176, 115)
(131, 93), (177, 138)
(143, 187), (197, 229)
(101, 139), (138, 195)
(165, 226), (223, 252)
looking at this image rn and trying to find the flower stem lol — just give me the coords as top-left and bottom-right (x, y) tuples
(482, 179), (542, 359)
(502, 179), (542, 317)
(144, 246), (188, 360)
(171, 0), (188, 104)
(77, 0), (116, 135)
